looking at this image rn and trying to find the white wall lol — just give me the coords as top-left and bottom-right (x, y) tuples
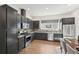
(32, 11), (74, 20)
(72, 8), (79, 40)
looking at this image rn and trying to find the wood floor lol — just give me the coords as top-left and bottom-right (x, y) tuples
(19, 39), (61, 54)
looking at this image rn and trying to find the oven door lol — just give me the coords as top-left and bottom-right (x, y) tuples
(25, 35), (32, 47)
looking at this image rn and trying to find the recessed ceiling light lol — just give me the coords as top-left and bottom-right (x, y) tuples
(46, 8), (48, 10)
(27, 8), (30, 11)
(67, 4), (71, 6)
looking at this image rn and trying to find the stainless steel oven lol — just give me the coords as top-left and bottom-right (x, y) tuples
(25, 35), (32, 47)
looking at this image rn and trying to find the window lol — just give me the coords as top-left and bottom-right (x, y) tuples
(63, 25), (75, 37)
(40, 20), (61, 31)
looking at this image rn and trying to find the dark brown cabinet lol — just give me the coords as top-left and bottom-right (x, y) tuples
(27, 18), (33, 29)
(33, 33), (48, 40)
(33, 21), (39, 29)
(0, 4), (18, 54)
(54, 34), (63, 38)
(18, 36), (25, 51)
(62, 17), (75, 24)
(21, 9), (26, 16)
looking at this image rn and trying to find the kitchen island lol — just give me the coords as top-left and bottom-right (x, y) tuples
(64, 38), (79, 54)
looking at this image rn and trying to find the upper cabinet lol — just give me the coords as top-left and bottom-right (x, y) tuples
(33, 21), (39, 29)
(21, 9), (26, 17)
(62, 17), (75, 24)
(27, 18), (33, 29)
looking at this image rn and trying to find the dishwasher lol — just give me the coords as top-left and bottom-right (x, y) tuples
(48, 33), (54, 41)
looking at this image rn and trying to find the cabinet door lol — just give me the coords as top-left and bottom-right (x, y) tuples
(62, 17), (75, 24)
(33, 21), (39, 29)
(31, 33), (34, 39)
(33, 33), (47, 40)
(30, 20), (33, 29)
(41, 33), (48, 39)
(18, 37), (24, 51)
(33, 33), (39, 39)
(27, 18), (33, 29)
(7, 7), (18, 54)
(54, 34), (63, 38)
(33, 33), (40, 39)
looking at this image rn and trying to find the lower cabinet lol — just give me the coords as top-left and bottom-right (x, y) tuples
(33, 33), (63, 41)
(18, 36), (24, 51)
(33, 33), (48, 40)
(53, 34), (63, 40)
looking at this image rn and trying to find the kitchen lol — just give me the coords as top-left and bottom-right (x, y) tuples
(0, 4), (79, 54)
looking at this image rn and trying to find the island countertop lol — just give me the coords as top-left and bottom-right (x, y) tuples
(64, 38), (79, 53)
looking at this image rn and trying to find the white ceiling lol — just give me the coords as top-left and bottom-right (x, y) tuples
(6, 4), (79, 16)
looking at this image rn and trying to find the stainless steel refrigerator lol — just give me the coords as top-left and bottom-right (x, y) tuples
(0, 4), (18, 54)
